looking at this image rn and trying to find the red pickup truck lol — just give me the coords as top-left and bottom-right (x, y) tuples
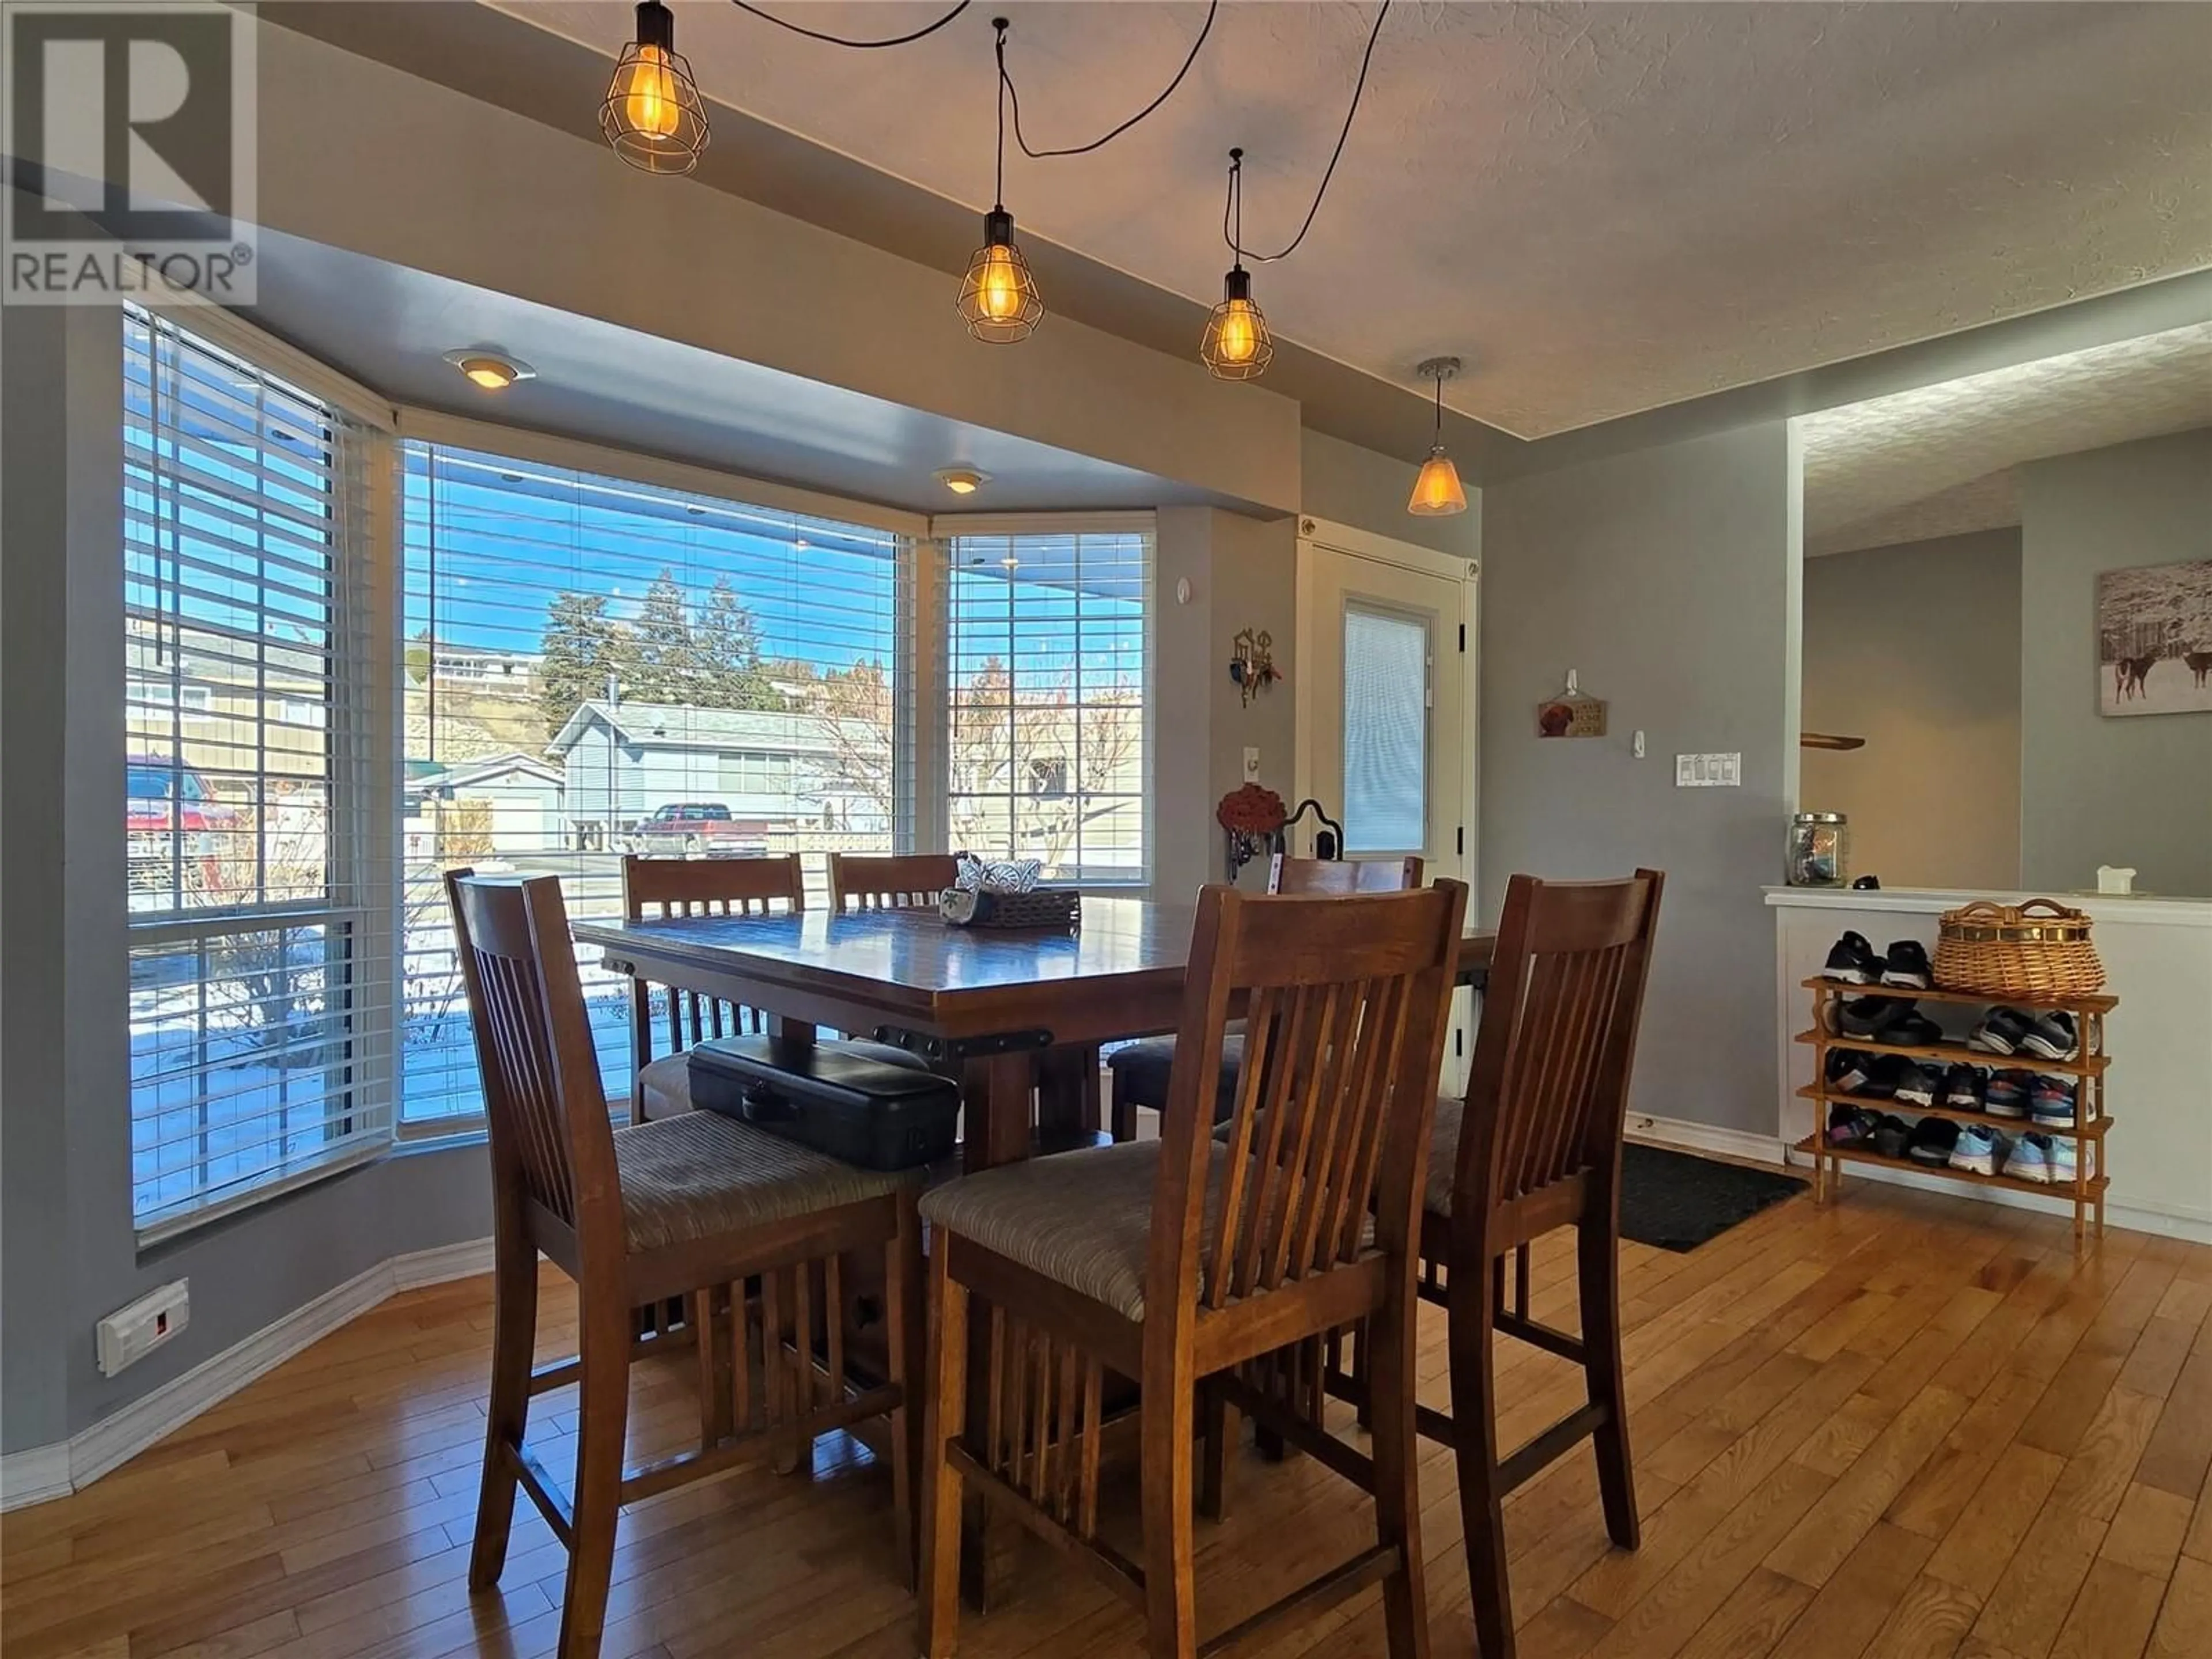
(127, 758), (233, 892)
(628, 802), (770, 857)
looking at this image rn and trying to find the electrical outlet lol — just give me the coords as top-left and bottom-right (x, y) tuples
(97, 1279), (188, 1377)
(1675, 752), (1741, 787)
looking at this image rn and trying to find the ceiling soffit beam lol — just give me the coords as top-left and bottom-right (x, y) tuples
(255, 0), (1523, 481)
(246, 14), (1308, 513)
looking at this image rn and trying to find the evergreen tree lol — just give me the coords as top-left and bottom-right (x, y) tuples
(535, 592), (632, 740)
(693, 577), (775, 710)
(629, 569), (696, 703)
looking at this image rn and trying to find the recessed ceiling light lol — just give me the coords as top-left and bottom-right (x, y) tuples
(936, 467), (990, 495)
(442, 349), (536, 391)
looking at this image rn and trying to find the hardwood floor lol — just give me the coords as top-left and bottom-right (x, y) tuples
(6, 1176), (2210, 1659)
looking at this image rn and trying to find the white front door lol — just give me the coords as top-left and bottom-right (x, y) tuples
(1296, 522), (1478, 1091)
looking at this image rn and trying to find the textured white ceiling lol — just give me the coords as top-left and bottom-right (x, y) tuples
(496, 1), (2212, 438)
(1802, 322), (2212, 555)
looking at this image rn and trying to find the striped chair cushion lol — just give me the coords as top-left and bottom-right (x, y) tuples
(614, 1110), (910, 1255)
(635, 1054), (694, 1122)
(1105, 1032), (1246, 1119)
(1426, 1094), (1464, 1218)
(919, 1138), (1373, 1322)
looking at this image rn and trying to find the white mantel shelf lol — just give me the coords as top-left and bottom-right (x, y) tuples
(1768, 884), (2212, 1244)
(1766, 885), (2212, 927)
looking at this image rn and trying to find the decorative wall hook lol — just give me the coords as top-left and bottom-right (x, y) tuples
(1228, 627), (1280, 707)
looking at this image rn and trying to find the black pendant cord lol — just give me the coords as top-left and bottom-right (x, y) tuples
(1222, 147), (1244, 267)
(1433, 372), (1444, 442)
(1232, 0), (1389, 264)
(732, 0), (971, 48)
(994, 23), (1007, 207)
(997, 2), (1218, 160)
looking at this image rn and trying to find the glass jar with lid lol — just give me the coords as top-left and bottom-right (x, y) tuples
(1787, 812), (1849, 887)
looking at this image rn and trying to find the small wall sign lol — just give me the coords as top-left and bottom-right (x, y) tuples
(1537, 669), (1607, 738)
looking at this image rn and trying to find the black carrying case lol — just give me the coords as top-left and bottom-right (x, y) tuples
(685, 1036), (959, 1172)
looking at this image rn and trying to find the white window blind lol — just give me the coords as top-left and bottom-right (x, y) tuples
(402, 442), (910, 1123)
(124, 305), (389, 1232)
(1342, 603), (1429, 854)
(945, 524), (1150, 883)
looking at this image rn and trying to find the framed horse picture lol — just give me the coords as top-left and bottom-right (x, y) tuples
(2098, 559), (2212, 717)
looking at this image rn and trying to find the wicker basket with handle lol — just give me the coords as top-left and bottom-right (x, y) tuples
(1934, 897), (2105, 998)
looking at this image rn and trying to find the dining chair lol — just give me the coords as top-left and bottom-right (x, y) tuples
(1426, 869), (1663, 1659)
(1106, 855), (1425, 1142)
(918, 879), (1468, 1659)
(446, 870), (925, 1659)
(1274, 868), (1664, 1659)
(827, 851), (961, 911)
(622, 854), (921, 1123)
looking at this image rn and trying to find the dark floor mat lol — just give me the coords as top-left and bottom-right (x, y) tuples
(1619, 1142), (1807, 1252)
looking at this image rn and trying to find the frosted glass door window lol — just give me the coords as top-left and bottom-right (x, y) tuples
(1342, 604), (1429, 853)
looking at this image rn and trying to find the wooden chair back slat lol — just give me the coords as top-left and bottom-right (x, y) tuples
(1154, 884), (1467, 1320)
(828, 852), (961, 912)
(446, 870), (618, 1240)
(623, 855), (805, 1073)
(1268, 854), (1424, 895)
(1456, 871), (1664, 1217)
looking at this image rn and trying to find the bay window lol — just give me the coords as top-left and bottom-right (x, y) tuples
(943, 520), (1152, 884)
(118, 312), (1154, 1195)
(399, 439), (909, 1123)
(124, 305), (390, 1233)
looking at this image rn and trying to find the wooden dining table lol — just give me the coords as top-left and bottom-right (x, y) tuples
(575, 894), (1495, 1173)
(577, 893), (1492, 1602)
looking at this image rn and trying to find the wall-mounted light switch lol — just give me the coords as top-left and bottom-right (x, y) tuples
(1243, 747), (1262, 782)
(1675, 752), (1741, 787)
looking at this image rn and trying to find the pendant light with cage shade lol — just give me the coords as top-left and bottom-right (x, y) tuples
(600, 0), (710, 175)
(1407, 356), (1469, 516)
(1200, 150), (1274, 380)
(958, 20), (1045, 343)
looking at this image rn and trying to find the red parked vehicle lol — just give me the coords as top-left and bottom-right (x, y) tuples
(127, 757), (233, 894)
(627, 802), (770, 857)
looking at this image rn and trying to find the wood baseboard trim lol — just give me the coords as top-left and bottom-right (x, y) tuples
(1, 1237), (494, 1512)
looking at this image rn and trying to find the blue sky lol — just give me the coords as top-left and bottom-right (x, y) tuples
(401, 443), (1145, 688)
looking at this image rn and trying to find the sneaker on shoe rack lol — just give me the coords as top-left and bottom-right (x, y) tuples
(2020, 1012), (2080, 1062)
(1881, 941), (1934, 990)
(2029, 1077), (2078, 1128)
(1968, 1007), (2033, 1055)
(1907, 1117), (1961, 1166)
(1873, 1115), (1914, 1160)
(1982, 1070), (2032, 1119)
(2003, 1133), (2055, 1184)
(1949, 1124), (2002, 1176)
(1858, 1055), (1912, 1101)
(1831, 995), (1904, 1038)
(1942, 1063), (1986, 1111)
(1893, 1063), (1942, 1108)
(1825, 1047), (1877, 1094)
(2046, 1135), (2079, 1183)
(1827, 1107), (1883, 1149)
(1823, 931), (1884, 984)
(1879, 1009), (1945, 1048)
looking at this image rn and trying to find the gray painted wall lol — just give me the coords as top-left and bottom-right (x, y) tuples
(1480, 423), (1800, 1136)
(3, 303), (80, 1452)
(1152, 507), (1299, 902)
(2020, 428), (2212, 897)
(1802, 531), (2024, 891)
(1, 292), (494, 1455)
